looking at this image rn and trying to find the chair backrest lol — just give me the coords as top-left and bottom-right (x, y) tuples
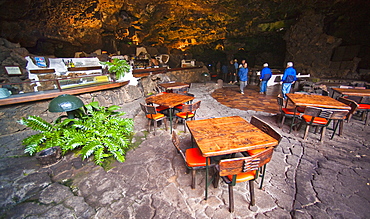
(171, 132), (186, 161)
(322, 90), (329, 96)
(250, 116), (282, 143)
(146, 105), (158, 114)
(303, 107), (333, 124)
(345, 96), (363, 104)
(337, 97), (358, 120)
(329, 109), (349, 120)
(219, 147), (274, 177)
(140, 103), (148, 114)
(181, 100), (201, 113)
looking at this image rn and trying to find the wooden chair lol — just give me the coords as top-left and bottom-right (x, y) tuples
(140, 103), (168, 135)
(242, 116), (282, 189)
(213, 147), (274, 212)
(174, 93), (195, 111)
(174, 101), (201, 132)
(276, 95), (302, 130)
(345, 96), (370, 126)
(172, 131), (209, 189)
(297, 107), (333, 142)
(327, 109), (349, 140)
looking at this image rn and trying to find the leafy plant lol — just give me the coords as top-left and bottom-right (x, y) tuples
(18, 101), (134, 166)
(100, 58), (131, 80)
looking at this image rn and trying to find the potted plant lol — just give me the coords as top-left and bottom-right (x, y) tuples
(18, 101), (134, 166)
(100, 58), (131, 81)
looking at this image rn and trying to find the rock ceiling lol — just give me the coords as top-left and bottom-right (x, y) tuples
(0, 0), (369, 74)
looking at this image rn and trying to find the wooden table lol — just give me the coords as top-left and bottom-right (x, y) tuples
(286, 93), (351, 132)
(145, 92), (194, 133)
(331, 87), (370, 97)
(186, 116), (279, 200)
(286, 93), (351, 110)
(158, 82), (190, 92)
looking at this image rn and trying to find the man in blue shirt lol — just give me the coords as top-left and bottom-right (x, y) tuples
(281, 62), (297, 99)
(238, 62), (248, 94)
(259, 63), (272, 95)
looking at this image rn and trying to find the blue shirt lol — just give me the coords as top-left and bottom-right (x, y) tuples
(260, 67), (272, 81)
(281, 67), (296, 83)
(238, 67), (248, 81)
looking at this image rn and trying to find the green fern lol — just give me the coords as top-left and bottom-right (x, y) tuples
(18, 101), (134, 166)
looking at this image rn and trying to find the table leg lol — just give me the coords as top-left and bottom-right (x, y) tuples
(205, 158), (209, 200)
(169, 108), (173, 133)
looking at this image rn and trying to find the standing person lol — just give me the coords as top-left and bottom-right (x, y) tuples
(228, 60), (235, 84)
(233, 59), (239, 84)
(259, 63), (272, 94)
(238, 62), (248, 94)
(221, 62), (228, 82)
(281, 62), (297, 99)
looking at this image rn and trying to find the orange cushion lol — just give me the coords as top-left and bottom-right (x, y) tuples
(282, 108), (300, 115)
(176, 112), (195, 119)
(146, 113), (165, 120)
(246, 148), (266, 156)
(185, 148), (207, 167)
(358, 104), (370, 110)
(227, 170), (257, 183)
(302, 115), (328, 124)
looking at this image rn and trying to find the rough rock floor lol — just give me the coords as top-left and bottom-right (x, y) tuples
(0, 82), (369, 218)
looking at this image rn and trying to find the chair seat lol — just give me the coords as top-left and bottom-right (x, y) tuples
(185, 148), (207, 167)
(282, 108), (300, 115)
(146, 113), (165, 120)
(302, 115), (329, 124)
(156, 105), (169, 112)
(176, 112), (195, 119)
(358, 104), (370, 110)
(227, 170), (257, 183)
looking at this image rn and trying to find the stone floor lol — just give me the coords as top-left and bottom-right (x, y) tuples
(0, 82), (369, 218)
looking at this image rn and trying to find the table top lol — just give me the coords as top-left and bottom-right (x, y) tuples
(186, 116), (279, 157)
(286, 93), (351, 110)
(159, 82), (190, 90)
(331, 88), (370, 96)
(145, 92), (194, 108)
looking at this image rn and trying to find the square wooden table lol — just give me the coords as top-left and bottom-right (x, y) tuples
(331, 87), (370, 97)
(158, 82), (190, 93)
(145, 92), (194, 133)
(186, 116), (279, 200)
(286, 93), (351, 132)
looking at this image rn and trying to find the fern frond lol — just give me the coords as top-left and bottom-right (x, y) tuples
(18, 116), (54, 132)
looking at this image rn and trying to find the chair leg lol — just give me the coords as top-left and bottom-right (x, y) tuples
(174, 117), (179, 129)
(147, 119), (151, 133)
(153, 120), (157, 136)
(259, 164), (266, 189)
(228, 185), (234, 212)
(320, 127), (326, 143)
(213, 172), (220, 188)
(163, 118), (168, 131)
(249, 180), (255, 206)
(191, 169), (196, 189)
(280, 116), (286, 129)
(303, 125), (310, 140)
